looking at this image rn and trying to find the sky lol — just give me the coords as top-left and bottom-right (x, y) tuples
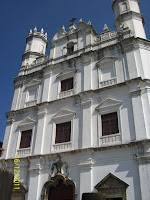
(0, 0), (150, 142)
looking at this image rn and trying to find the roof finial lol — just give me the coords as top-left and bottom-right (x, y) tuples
(88, 20), (91, 25)
(103, 24), (109, 32)
(41, 28), (44, 34)
(34, 27), (37, 33)
(29, 29), (32, 35)
(62, 25), (65, 30)
(79, 18), (82, 22)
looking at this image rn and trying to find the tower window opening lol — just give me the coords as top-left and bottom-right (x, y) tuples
(67, 42), (74, 54)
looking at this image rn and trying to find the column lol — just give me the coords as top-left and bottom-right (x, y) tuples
(82, 57), (92, 91)
(81, 98), (92, 148)
(130, 89), (147, 140)
(34, 107), (47, 155)
(79, 159), (93, 200)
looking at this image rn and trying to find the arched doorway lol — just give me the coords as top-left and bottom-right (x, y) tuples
(41, 174), (76, 200)
(48, 179), (73, 200)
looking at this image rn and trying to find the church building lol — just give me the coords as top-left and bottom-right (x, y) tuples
(0, 0), (150, 199)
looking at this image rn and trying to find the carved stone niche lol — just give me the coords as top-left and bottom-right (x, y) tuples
(94, 173), (129, 200)
(41, 155), (76, 200)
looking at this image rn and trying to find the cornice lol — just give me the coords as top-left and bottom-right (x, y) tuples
(1, 139), (150, 163)
(115, 11), (145, 26)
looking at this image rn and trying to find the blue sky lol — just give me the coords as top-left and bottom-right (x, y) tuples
(0, 0), (150, 142)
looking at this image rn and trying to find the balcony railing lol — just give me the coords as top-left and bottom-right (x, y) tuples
(17, 148), (31, 156)
(53, 142), (72, 151)
(25, 100), (37, 107)
(100, 133), (121, 145)
(100, 77), (116, 88)
(59, 89), (74, 98)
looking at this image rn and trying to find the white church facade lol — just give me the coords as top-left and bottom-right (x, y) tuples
(1, 0), (150, 199)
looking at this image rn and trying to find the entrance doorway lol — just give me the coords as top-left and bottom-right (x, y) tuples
(48, 179), (73, 200)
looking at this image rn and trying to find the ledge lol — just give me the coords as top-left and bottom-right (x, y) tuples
(1, 139), (150, 162)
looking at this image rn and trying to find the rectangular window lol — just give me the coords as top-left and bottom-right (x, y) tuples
(20, 130), (32, 148)
(55, 122), (71, 143)
(101, 112), (119, 136)
(61, 78), (73, 92)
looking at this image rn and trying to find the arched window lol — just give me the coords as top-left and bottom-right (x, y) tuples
(67, 42), (74, 54)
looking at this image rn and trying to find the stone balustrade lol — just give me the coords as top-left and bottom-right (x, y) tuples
(59, 89), (74, 98)
(17, 148), (31, 156)
(53, 142), (72, 151)
(100, 133), (121, 145)
(100, 77), (116, 88)
(25, 100), (37, 107)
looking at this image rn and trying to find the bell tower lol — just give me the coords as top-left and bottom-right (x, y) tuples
(112, 0), (146, 39)
(22, 27), (48, 66)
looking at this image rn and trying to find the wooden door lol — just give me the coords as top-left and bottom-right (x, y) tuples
(48, 179), (73, 200)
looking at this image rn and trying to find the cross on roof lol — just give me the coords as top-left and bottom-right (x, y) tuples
(69, 17), (77, 24)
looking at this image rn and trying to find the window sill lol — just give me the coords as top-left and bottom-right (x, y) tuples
(100, 77), (116, 88)
(100, 133), (121, 145)
(17, 148), (31, 156)
(25, 100), (37, 107)
(59, 89), (74, 98)
(53, 142), (72, 151)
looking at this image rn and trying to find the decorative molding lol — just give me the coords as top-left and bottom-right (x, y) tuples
(56, 67), (77, 79)
(50, 155), (68, 177)
(43, 70), (52, 78)
(95, 30), (117, 43)
(96, 56), (117, 67)
(28, 164), (41, 175)
(18, 117), (36, 128)
(78, 159), (93, 169)
(6, 118), (14, 125)
(96, 98), (122, 111)
(81, 99), (92, 107)
(25, 79), (41, 88)
(129, 88), (141, 96)
(37, 109), (47, 117)
(41, 155), (77, 200)
(82, 57), (92, 65)
(52, 108), (75, 121)
(94, 173), (128, 199)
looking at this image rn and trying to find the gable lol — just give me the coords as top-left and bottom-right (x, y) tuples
(18, 117), (36, 127)
(96, 56), (117, 67)
(57, 67), (77, 79)
(52, 109), (76, 120)
(95, 173), (129, 190)
(96, 98), (122, 111)
(51, 27), (67, 42)
(25, 79), (41, 88)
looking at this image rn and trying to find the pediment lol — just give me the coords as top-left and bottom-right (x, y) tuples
(25, 79), (41, 88)
(52, 28), (67, 42)
(52, 109), (75, 120)
(18, 117), (36, 127)
(95, 173), (129, 191)
(57, 67), (77, 79)
(77, 21), (97, 35)
(77, 21), (89, 30)
(96, 98), (122, 110)
(96, 56), (117, 66)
